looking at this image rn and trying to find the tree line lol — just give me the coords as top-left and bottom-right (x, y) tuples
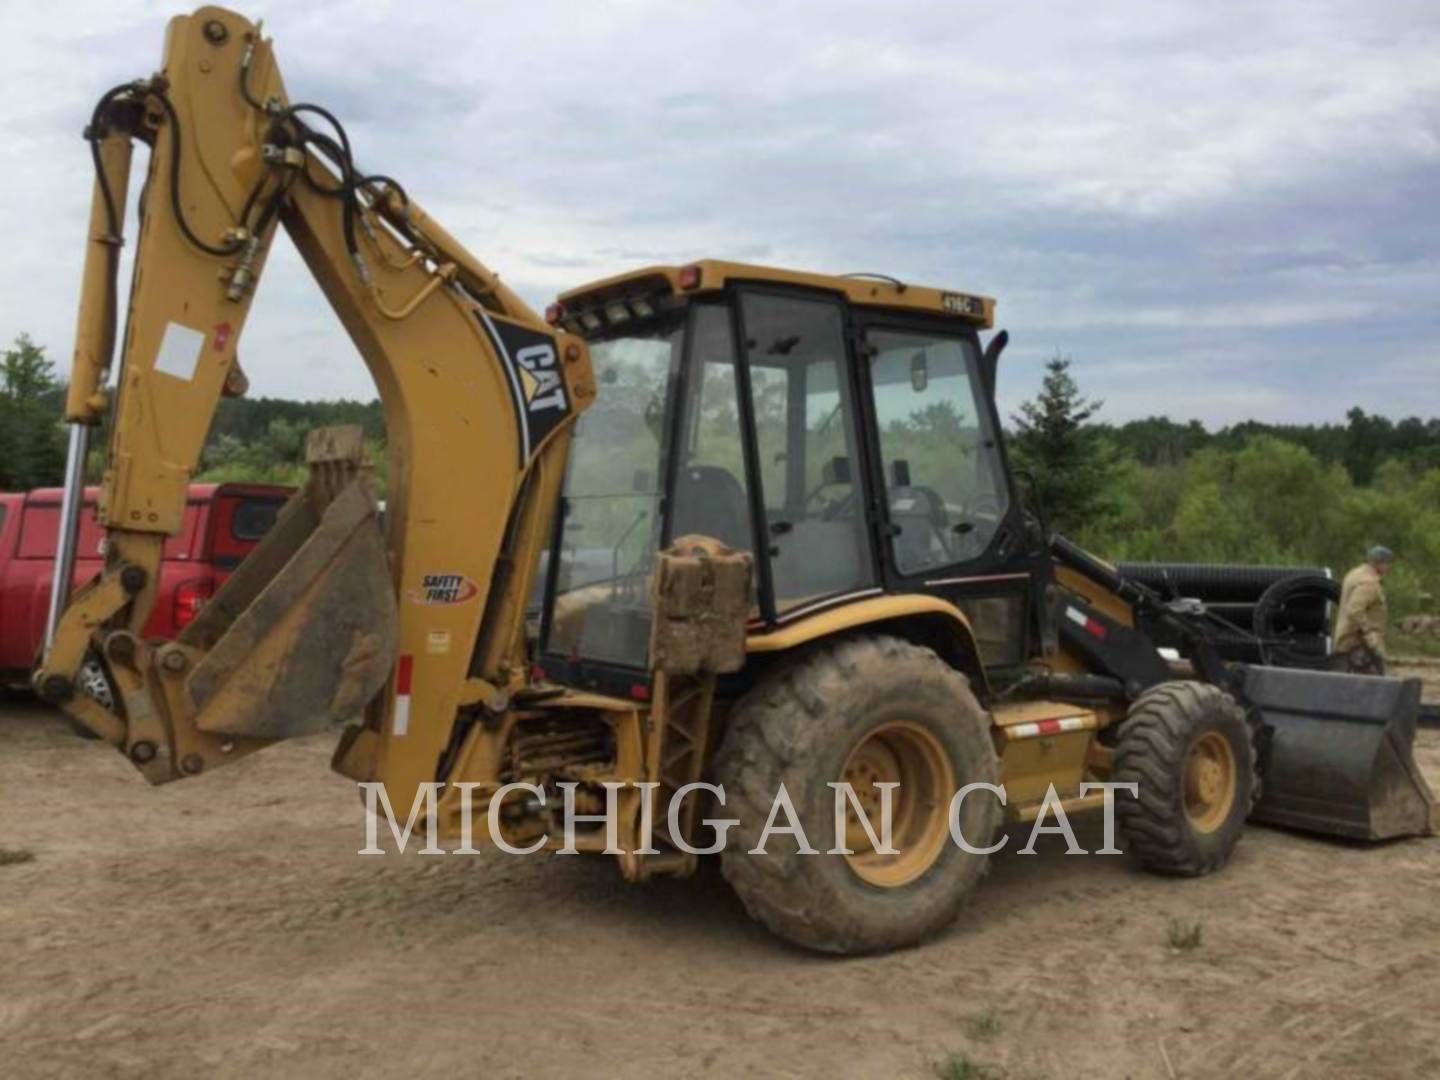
(1011, 355), (1439, 619)
(3, 334), (1436, 616)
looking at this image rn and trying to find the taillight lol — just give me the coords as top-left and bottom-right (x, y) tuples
(544, 302), (565, 325)
(173, 578), (214, 628)
(678, 264), (702, 289)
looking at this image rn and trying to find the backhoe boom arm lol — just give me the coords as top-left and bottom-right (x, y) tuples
(37, 7), (594, 814)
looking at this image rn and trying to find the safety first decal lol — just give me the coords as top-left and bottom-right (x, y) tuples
(407, 573), (479, 605)
(393, 654), (413, 737)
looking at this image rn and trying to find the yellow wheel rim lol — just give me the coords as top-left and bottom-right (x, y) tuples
(840, 721), (954, 888)
(1183, 730), (1237, 834)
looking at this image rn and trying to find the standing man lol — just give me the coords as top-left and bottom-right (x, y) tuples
(1334, 545), (1394, 674)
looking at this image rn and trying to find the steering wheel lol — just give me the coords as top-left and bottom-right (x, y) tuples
(820, 486), (858, 521)
(801, 482), (857, 521)
(968, 493), (1004, 518)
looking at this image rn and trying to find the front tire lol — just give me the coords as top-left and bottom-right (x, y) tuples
(1113, 681), (1257, 875)
(713, 635), (1001, 954)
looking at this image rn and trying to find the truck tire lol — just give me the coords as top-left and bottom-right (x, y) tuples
(67, 657), (116, 740)
(712, 635), (1000, 954)
(1113, 681), (1256, 875)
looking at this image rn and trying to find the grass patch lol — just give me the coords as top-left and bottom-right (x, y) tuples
(0, 847), (35, 867)
(1391, 633), (1440, 659)
(1167, 917), (1203, 952)
(932, 1052), (998, 1080)
(964, 1008), (1003, 1039)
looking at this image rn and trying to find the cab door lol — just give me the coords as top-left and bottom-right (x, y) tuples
(856, 318), (1033, 670)
(735, 288), (879, 623)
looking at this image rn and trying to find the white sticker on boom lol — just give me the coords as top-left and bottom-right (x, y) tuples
(153, 322), (207, 382)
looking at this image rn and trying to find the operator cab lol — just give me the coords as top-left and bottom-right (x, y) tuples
(538, 261), (1039, 693)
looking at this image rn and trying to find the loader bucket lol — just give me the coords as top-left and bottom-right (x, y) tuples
(1242, 665), (1437, 841)
(173, 429), (397, 741)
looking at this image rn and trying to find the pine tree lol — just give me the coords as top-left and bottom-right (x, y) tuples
(1010, 353), (1118, 538)
(0, 334), (66, 490)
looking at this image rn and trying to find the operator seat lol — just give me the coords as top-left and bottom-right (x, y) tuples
(670, 464), (751, 550)
(888, 485), (950, 572)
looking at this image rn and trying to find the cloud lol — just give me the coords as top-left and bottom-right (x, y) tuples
(0, 0), (1435, 422)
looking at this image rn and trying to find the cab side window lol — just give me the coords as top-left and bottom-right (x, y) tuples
(670, 304), (755, 553)
(868, 330), (1008, 577)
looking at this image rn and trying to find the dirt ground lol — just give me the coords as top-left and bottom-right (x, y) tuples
(1, 679), (1438, 1080)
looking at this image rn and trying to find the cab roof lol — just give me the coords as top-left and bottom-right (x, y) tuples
(553, 259), (995, 333)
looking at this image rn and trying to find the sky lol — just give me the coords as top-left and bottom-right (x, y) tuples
(1, 0), (1436, 426)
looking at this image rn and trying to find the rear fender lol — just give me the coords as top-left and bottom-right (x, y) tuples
(745, 594), (987, 693)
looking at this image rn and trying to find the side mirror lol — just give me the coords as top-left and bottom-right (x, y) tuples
(910, 351), (929, 392)
(822, 456), (851, 486)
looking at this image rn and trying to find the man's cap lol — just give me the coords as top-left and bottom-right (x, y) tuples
(1367, 545), (1395, 563)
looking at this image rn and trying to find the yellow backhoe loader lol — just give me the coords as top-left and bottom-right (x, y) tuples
(35, 7), (1434, 954)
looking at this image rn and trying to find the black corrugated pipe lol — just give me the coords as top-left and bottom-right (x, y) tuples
(1115, 562), (1329, 604)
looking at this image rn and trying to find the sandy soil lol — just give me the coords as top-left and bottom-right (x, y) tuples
(1, 690), (1437, 1080)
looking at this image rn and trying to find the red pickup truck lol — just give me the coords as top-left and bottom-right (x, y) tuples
(0, 482), (292, 683)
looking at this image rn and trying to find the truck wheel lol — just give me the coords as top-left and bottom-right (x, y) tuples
(67, 658), (116, 740)
(1113, 681), (1256, 875)
(712, 635), (1000, 954)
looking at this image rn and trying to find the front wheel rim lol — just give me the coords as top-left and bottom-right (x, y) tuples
(1183, 730), (1237, 834)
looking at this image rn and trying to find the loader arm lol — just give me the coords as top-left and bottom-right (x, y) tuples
(36, 7), (594, 811)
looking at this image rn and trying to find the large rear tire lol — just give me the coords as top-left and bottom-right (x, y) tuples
(1113, 681), (1256, 875)
(713, 635), (1000, 954)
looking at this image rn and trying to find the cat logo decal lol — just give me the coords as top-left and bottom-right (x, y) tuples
(475, 310), (572, 464)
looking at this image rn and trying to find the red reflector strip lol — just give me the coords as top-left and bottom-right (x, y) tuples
(393, 654), (414, 737)
(1008, 714), (1095, 740)
(1064, 605), (1108, 640)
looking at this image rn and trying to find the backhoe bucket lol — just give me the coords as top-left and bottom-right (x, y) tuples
(174, 428), (397, 740)
(1243, 665), (1437, 841)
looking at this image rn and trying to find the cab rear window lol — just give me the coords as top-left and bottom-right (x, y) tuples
(231, 498), (283, 541)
